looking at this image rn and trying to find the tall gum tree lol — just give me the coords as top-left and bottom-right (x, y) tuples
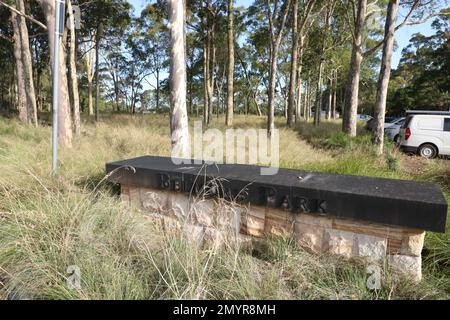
(225, 0), (234, 126)
(267, 0), (292, 138)
(342, 0), (367, 137)
(168, 0), (190, 160)
(37, 0), (73, 146)
(342, 0), (441, 136)
(287, 0), (316, 126)
(373, 0), (399, 155)
(11, 10), (27, 123)
(83, 33), (95, 116)
(8, 0), (38, 125)
(313, 0), (336, 126)
(67, 0), (80, 134)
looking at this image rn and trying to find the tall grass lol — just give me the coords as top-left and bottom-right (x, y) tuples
(0, 115), (448, 299)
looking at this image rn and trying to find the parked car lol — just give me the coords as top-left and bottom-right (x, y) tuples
(357, 114), (372, 121)
(384, 117), (405, 143)
(365, 116), (398, 132)
(399, 110), (450, 159)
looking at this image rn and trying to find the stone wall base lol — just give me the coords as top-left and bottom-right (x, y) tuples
(121, 185), (425, 281)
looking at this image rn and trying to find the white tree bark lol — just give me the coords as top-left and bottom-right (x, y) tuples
(225, 0), (234, 126)
(84, 38), (95, 116)
(342, 0), (367, 137)
(287, 0), (298, 127)
(67, 0), (80, 134)
(37, 0), (72, 146)
(168, 0), (190, 160)
(267, 0), (292, 138)
(313, 60), (324, 125)
(11, 0), (37, 126)
(373, 0), (400, 155)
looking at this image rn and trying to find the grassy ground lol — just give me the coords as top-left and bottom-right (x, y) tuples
(0, 114), (448, 299)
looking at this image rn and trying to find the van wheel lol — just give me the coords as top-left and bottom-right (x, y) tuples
(418, 144), (437, 159)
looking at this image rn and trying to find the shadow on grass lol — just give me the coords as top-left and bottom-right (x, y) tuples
(74, 171), (121, 197)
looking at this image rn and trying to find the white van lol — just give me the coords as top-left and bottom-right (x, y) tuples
(399, 110), (450, 159)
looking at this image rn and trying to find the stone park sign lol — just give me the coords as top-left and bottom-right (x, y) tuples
(106, 156), (448, 281)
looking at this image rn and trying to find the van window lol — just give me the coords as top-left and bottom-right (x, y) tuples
(444, 118), (450, 132)
(402, 116), (413, 129)
(417, 118), (443, 130)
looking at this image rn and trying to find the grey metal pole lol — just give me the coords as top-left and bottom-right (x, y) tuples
(52, 0), (65, 176)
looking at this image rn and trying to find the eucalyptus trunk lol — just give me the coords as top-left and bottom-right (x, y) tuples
(203, 37), (209, 125)
(225, 0), (234, 126)
(83, 36), (95, 116)
(331, 69), (337, 119)
(342, 0), (367, 136)
(207, 17), (215, 125)
(95, 23), (102, 122)
(287, 0), (298, 127)
(12, 0), (37, 126)
(313, 61), (324, 126)
(326, 77), (332, 120)
(295, 36), (304, 122)
(267, 0), (291, 138)
(168, 0), (190, 159)
(67, 0), (80, 134)
(267, 44), (280, 137)
(37, 0), (72, 146)
(373, 0), (400, 155)
(303, 80), (309, 122)
(11, 10), (27, 123)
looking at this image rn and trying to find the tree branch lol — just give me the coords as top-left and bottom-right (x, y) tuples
(0, 1), (47, 30)
(0, 32), (13, 42)
(342, 0), (357, 43)
(363, 9), (450, 57)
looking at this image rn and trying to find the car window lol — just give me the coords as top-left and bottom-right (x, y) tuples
(385, 117), (397, 123)
(396, 119), (405, 125)
(444, 118), (450, 132)
(417, 117), (443, 130)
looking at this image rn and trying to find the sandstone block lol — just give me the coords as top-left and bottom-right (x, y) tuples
(400, 232), (425, 257)
(193, 199), (216, 227)
(353, 234), (387, 262)
(240, 206), (266, 237)
(265, 208), (295, 237)
(294, 222), (325, 253)
(296, 213), (333, 229)
(324, 229), (354, 258)
(215, 203), (241, 234)
(140, 188), (169, 213)
(129, 187), (143, 209)
(168, 192), (191, 221)
(120, 193), (130, 204)
(121, 185), (130, 203)
(388, 254), (422, 282)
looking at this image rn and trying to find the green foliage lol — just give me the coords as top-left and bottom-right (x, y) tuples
(388, 12), (450, 114)
(385, 150), (399, 172)
(324, 132), (353, 149)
